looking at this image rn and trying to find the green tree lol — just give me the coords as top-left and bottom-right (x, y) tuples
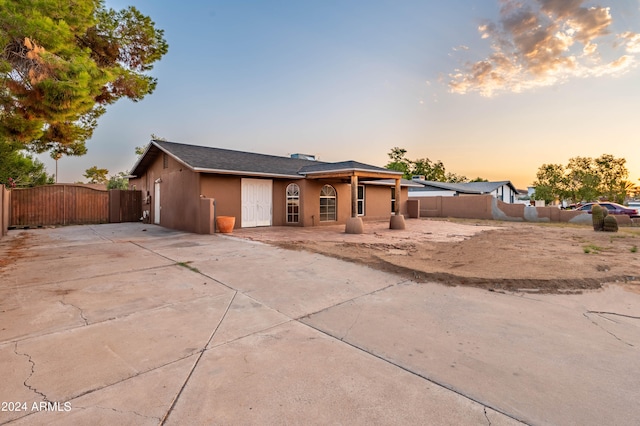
(594, 154), (628, 203)
(0, 142), (53, 187)
(532, 164), (566, 204)
(385, 147), (411, 179)
(532, 154), (630, 204)
(565, 156), (600, 203)
(446, 172), (469, 183)
(0, 1), (168, 158)
(84, 166), (109, 184)
(412, 158), (447, 181)
(107, 172), (129, 190)
(384, 147), (469, 182)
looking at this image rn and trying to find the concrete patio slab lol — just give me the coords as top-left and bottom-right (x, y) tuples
(0, 265), (232, 342)
(302, 281), (640, 425)
(187, 240), (401, 319)
(2, 240), (173, 289)
(10, 355), (197, 426)
(165, 320), (517, 426)
(9, 294), (233, 403)
(1, 223), (638, 425)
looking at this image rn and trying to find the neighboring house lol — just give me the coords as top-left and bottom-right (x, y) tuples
(408, 178), (519, 203)
(129, 140), (416, 233)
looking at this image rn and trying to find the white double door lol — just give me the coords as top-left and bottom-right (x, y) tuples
(241, 178), (272, 227)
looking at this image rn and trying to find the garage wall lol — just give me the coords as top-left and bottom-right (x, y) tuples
(200, 175), (242, 228)
(130, 153), (201, 233)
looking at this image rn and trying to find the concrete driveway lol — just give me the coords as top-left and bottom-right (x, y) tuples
(0, 223), (638, 425)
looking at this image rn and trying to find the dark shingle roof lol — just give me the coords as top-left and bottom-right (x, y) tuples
(130, 141), (402, 179)
(299, 160), (401, 175)
(130, 140), (324, 178)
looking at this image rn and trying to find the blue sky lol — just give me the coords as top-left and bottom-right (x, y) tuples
(40, 0), (640, 189)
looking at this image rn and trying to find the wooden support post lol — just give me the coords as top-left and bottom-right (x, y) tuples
(394, 178), (401, 216)
(351, 175), (358, 218)
(390, 177), (405, 229)
(346, 174), (364, 234)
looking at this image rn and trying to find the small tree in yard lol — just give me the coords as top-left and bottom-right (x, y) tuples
(0, 142), (53, 187)
(107, 172), (129, 190)
(84, 166), (109, 184)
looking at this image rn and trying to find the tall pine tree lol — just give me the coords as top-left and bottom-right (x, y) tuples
(0, 0), (168, 158)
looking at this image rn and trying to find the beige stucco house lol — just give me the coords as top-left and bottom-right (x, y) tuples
(129, 140), (417, 234)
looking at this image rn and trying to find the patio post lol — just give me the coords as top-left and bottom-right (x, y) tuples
(390, 177), (405, 229)
(345, 174), (364, 234)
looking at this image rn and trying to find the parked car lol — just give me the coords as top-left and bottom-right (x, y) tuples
(577, 202), (639, 218)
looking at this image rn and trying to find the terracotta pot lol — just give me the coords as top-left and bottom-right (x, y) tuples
(216, 216), (235, 233)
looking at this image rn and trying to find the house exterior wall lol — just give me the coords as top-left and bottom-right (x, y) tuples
(363, 186), (408, 220)
(199, 175), (242, 227)
(132, 160), (411, 232)
(296, 180), (351, 226)
(492, 184), (516, 203)
(129, 153), (201, 233)
(409, 184), (518, 203)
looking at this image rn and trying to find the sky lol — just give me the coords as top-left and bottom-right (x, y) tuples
(38, 0), (640, 189)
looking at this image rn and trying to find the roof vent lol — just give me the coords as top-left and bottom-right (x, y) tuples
(290, 153), (317, 161)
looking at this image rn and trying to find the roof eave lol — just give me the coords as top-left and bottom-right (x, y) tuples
(302, 168), (403, 176)
(192, 167), (303, 179)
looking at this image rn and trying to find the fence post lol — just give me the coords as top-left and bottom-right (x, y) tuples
(109, 190), (121, 223)
(1, 186), (9, 237)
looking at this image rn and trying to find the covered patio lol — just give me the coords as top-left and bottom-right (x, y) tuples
(299, 161), (409, 233)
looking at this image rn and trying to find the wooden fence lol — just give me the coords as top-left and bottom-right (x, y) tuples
(1, 186), (9, 237)
(9, 185), (141, 228)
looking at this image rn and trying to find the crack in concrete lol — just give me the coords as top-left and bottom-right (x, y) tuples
(484, 406), (492, 425)
(586, 310), (640, 320)
(59, 300), (89, 326)
(13, 342), (48, 402)
(583, 312), (634, 347)
(301, 321), (529, 425)
(341, 302), (362, 341)
(160, 292), (238, 425)
(82, 405), (161, 422)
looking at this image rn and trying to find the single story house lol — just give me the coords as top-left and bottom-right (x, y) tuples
(408, 178), (519, 203)
(129, 140), (418, 234)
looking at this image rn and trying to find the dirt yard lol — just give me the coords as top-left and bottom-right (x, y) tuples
(235, 218), (640, 294)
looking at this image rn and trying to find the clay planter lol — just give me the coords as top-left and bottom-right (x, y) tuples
(216, 216), (236, 233)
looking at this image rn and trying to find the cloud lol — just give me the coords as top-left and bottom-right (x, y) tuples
(449, 0), (640, 96)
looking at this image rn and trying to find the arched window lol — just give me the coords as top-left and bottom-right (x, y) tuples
(320, 185), (337, 222)
(286, 183), (300, 223)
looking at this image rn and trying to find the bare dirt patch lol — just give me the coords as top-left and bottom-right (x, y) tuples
(0, 231), (30, 271)
(236, 219), (640, 294)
